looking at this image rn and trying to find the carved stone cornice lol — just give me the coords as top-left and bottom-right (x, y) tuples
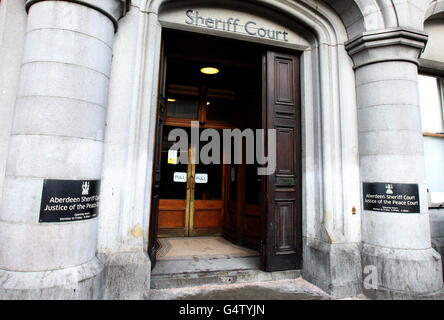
(345, 28), (428, 69)
(25, 0), (131, 32)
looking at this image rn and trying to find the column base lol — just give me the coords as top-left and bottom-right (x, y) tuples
(362, 244), (443, 299)
(98, 250), (151, 300)
(302, 237), (363, 298)
(0, 257), (104, 299)
(432, 237), (444, 279)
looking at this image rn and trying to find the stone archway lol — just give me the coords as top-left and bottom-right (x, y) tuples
(124, 0), (364, 298)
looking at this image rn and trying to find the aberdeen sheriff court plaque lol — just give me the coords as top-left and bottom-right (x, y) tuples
(39, 179), (100, 223)
(363, 183), (420, 214)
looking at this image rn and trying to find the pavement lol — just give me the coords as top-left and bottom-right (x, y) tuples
(147, 277), (369, 300)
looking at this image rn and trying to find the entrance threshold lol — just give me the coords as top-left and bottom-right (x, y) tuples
(151, 267), (302, 290)
(153, 236), (260, 275)
(150, 236), (302, 290)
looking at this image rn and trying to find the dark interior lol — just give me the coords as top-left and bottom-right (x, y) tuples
(158, 29), (264, 248)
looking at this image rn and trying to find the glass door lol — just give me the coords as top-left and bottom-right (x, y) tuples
(158, 126), (225, 237)
(191, 139), (225, 236)
(158, 126), (190, 237)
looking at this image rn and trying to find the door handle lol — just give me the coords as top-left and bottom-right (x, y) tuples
(187, 175), (194, 190)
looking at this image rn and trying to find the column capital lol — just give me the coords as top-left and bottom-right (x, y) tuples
(345, 28), (428, 69)
(25, 0), (131, 32)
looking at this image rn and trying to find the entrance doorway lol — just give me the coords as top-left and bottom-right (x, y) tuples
(157, 30), (263, 243)
(149, 29), (302, 272)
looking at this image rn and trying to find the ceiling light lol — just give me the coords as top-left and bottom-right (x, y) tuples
(167, 98), (176, 102)
(206, 101), (211, 106)
(200, 67), (219, 75)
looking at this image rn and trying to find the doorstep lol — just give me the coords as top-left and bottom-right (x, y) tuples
(150, 265), (302, 290)
(147, 277), (330, 300)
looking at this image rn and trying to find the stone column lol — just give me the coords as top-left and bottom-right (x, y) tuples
(0, 0), (126, 299)
(346, 29), (443, 299)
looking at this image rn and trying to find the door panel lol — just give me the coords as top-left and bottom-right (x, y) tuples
(263, 50), (302, 271)
(192, 200), (224, 235)
(275, 202), (296, 253)
(158, 199), (187, 237)
(157, 126), (189, 237)
(276, 128), (295, 174)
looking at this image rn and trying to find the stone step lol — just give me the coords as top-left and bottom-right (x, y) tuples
(150, 268), (302, 290)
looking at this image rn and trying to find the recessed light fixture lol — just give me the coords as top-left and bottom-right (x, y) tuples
(200, 67), (219, 75)
(206, 101), (211, 106)
(167, 98), (176, 102)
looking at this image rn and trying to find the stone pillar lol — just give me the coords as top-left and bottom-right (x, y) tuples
(0, 0), (126, 299)
(346, 29), (443, 299)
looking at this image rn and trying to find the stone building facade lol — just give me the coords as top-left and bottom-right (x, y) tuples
(0, 0), (444, 300)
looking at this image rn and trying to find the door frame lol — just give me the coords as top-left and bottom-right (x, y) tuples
(148, 29), (304, 270)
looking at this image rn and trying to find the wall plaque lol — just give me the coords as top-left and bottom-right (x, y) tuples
(363, 183), (420, 213)
(39, 179), (100, 223)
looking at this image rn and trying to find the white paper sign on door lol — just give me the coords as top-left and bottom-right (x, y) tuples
(173, 172), (187, 183)
(168, 150), (178, 164)
(195, 174), (208, 184)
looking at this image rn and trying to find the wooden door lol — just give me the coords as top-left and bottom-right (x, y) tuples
(188, 141), (224, 236)
(157, 137), (225, 237)
(148, 41), (167, 269)
(262, 50), (302, 271)
(157, 137), (190, 238)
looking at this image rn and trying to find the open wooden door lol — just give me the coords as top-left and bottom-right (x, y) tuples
(262, 50), (302, 271)
(148, 40), (167, 270)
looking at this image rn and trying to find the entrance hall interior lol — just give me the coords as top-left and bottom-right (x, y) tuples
(152, 29), (265, 275)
